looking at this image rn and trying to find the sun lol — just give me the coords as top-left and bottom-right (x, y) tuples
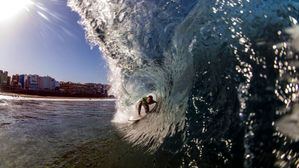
(0, 0), (33, 22)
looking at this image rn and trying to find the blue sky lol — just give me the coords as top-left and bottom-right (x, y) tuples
(0, 0), (108, 83)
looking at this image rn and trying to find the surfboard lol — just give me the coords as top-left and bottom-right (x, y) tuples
(128, 94), (158, 122)
(128, 116), (144, 122)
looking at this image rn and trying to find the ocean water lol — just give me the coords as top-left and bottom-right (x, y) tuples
(64, 0), (299, 167)
(0, 98), (129, 167)
(3, 0), (299, 167)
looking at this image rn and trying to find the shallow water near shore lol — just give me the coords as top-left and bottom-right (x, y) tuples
(0, 98), (155, 167)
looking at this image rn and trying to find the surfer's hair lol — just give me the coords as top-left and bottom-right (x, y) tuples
(148, 95), (153, 99)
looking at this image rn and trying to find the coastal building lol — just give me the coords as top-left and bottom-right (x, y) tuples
(11, 74), (20, 88)
(55, 81), (60, 90)
(0, 70), (111, 97)
(38, 76), (58, 91)
(6, 76), (11, 86)
(59, 82), (109, 96)
(28, 75), (39, 90)
(24, 75), (29, 90)
(19, 75), (25, 89)
(0, 70), (8, 86)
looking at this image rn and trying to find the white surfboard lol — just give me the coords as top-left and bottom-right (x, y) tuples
(128, 94), (158, 122)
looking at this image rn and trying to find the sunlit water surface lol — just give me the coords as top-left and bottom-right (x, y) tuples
(0, 98), (151, 167)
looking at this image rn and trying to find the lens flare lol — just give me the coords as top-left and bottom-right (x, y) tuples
(0, 0), (33, 22)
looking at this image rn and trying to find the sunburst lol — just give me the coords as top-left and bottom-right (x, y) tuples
(0, 0), (33, 22)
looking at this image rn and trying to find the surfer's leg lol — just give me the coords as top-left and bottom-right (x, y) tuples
(145, 105), (149, 114)
(138, 102), (142, 116)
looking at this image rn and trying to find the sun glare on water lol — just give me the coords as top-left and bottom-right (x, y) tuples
(0, 0), (33, 22)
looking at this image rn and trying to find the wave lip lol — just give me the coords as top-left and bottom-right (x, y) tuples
(68, 0), (194, 151)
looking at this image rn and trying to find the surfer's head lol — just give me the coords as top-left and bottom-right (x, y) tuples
(147, 95), (154, 103)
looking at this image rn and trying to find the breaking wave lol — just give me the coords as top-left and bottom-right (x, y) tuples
(68, 0), (299, 167)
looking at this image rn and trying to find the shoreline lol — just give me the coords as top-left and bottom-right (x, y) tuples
(0, 92), (116, 101)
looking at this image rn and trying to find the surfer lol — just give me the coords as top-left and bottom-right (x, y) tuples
(137, 95), (157, 116)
